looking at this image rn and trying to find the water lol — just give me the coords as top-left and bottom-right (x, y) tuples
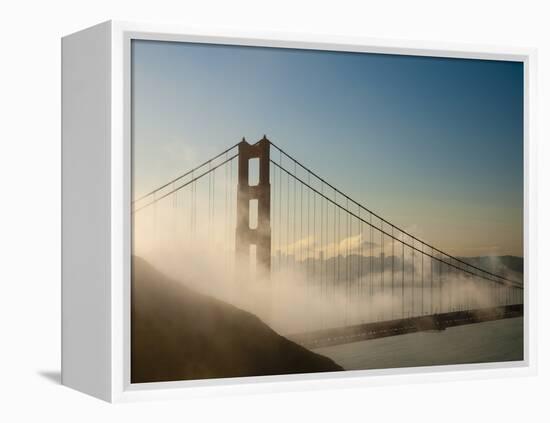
(315, 317), (523, 370)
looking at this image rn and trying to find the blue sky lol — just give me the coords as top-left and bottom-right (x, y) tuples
(132, 40), (523, 257)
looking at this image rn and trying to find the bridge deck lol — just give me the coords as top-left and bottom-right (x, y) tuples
(287, 304), (523, 349)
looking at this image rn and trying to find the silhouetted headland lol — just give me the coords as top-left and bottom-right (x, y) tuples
(131, 256), (343, 383)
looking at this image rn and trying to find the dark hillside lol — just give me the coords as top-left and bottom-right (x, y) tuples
(131, 257), (343, 383)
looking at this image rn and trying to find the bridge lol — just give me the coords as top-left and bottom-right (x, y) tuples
(132, 136), (524, 349)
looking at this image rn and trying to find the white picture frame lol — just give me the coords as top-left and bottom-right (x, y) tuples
(61, 20), (537, 403)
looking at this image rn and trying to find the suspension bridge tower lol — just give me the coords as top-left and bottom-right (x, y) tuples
(235, 136), (271, 276)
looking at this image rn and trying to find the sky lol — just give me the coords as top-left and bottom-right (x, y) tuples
(131, 39), (524, 257)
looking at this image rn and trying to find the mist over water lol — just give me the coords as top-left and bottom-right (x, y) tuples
(133, 216), (523, 337)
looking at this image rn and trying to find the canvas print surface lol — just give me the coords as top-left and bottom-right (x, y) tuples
(130, 40), (524, 384)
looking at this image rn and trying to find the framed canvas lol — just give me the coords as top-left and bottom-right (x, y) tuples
(61, 21), (537, 402)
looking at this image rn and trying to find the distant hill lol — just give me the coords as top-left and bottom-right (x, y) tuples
(131, 256), (343, 383)
(275, 254), (523, 283)
(458, 256), (523, 278)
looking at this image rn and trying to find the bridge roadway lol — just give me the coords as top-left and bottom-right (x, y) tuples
(287, 304), (523, 349)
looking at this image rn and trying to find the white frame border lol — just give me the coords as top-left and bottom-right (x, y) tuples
(109, 20), (537, 403)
